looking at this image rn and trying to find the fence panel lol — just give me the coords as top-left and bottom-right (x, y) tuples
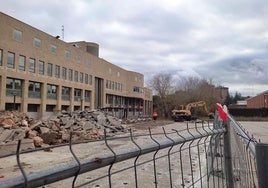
(227, 115), (258, 188)
(0, 121), (228, 188)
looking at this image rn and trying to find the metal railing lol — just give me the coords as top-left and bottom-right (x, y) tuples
(227, 114), (268, 188)
(1, 113), (268, 187)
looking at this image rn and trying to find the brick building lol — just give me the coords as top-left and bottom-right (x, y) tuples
(246, 90), (268, 108)
(0, 12), (153, 119)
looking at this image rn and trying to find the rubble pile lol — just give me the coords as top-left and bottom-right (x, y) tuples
(0, 110), (128, 149)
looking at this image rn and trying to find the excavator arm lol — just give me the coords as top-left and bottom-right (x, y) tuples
(172, 101), (214, 121)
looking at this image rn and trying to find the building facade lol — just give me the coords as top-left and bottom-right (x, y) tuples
(0, 12), (153, 119)
(246, 90), (268, 108)
(214, 86), (229, 105)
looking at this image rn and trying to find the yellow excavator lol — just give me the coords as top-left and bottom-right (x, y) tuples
(171, 101), (214, 122)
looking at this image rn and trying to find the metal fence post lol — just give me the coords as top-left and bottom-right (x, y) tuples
(223, 120), (234, 188)
(256, 143), (268, 188)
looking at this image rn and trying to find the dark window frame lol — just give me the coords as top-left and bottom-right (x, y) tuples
(7, 52), (15, 69)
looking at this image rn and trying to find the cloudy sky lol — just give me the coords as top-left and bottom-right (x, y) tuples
(2, 0), (268, 96)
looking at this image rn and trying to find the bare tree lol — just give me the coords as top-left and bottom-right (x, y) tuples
(149, 73), (174, 118)
(174, 76), (218, 111)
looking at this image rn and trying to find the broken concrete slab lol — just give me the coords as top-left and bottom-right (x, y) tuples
(0, 109), (152, 156)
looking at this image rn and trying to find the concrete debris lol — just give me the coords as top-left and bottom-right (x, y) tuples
(33, 136), (44, 147)
(0, 110), (137, 150)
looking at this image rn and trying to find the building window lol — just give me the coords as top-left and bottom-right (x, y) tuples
(133, 86), (144, 93)
(13, 29), (22, 41)
(55, 65), (60, 78)
(68, 69), (73, 81)
(51, 44), (57, 54)
(34, 38), (41, 48)
(85, 90), (90, 102)
(62, 87), (70, 101)
(86, 59), (91, 67)
(47, 63), (52, 76)
(108, 80), (111, 89)
(6, 77), (22, 96)
(7, 52), (15, 68)
(80, 72), (83, 83)
(29, 58), (35, 73)
(18, 55), (25, 71)
(111, 81), (114, 90)
(46, 105), (55, 112)
(28, 104), (38, 112)
(28, 81), (41, 98)
(89, 75), (92, 85)
(74, 88), (82, 101)
(77, 55), (81, 63)
(74, 71), (78, 82)
(47, 84), (57, 99)
(85, 74), (89, 84)
(65, 50), (70, 59)
(62, 67), (67, 80)
(0, 49), (2, 66)
(39, 60), (44, 75)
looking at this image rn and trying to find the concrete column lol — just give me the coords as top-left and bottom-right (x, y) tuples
(56, 85), (62, 111)
(21, 79), (28, 113)
(69, 87), (74, 112)
(0, 76), (6, 110)
(81, 88), (84, 111)
(40, 82), (47, 119)
(91, 89), (95, 110)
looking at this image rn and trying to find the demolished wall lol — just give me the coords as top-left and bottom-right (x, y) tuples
(0, 110), (130, 152)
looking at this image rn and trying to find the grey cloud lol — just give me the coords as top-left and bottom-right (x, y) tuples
(2, 0), (268, 96)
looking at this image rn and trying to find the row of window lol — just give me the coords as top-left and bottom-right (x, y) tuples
(1, 49), (93, 85)
(106, 94), (144, 107)
(6, 28), (144, 84)
(106, 95), (125, 106)
(6, 77), (91, 102)
(133, 86), (144, 93)
(12, 29), (91, 67)
(129, 75), (143, 83)
(106, 80), (123, 91)
(0, 49), (144, 96)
